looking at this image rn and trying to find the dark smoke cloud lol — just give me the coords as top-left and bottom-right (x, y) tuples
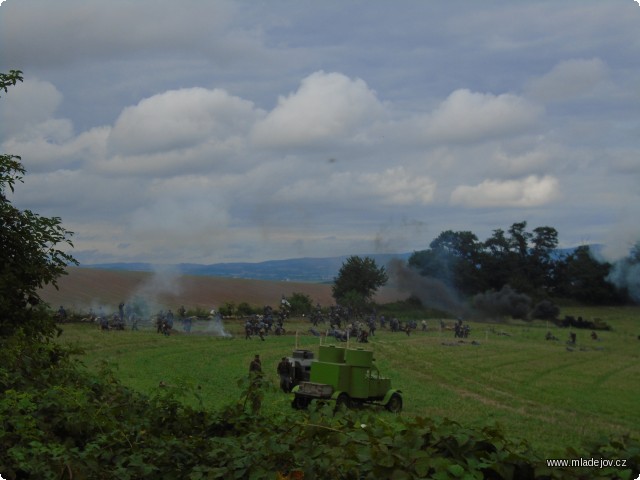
(386, 258), (469, 317)
(471, 284), (532, 320)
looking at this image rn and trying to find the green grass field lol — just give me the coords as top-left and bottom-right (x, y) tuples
(56, 306), (640, 457)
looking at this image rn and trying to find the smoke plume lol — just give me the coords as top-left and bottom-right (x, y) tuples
(607, 260), (640, 303)
(387, 258), (469, 317)
(471, 284), (532, 320)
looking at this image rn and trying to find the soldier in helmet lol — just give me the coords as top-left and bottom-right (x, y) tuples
(277, 357), (293, 392)
(249, 354), (262, 375)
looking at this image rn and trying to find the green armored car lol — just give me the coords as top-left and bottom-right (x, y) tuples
(291, 345), (402, 412)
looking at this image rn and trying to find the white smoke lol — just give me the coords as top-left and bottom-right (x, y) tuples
(117, 265), (184, 325)
(198, 313), (232, 337)
(607, 257), (640, 303)
(596, 235), (640, 303)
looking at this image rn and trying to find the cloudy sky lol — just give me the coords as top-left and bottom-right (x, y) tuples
(1, 0), (639, 265)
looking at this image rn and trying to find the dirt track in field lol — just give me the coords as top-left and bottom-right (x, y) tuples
(40, 266), (409, 312)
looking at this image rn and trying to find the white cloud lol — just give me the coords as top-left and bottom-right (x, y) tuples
(423, 89), (543, 144)
(3, 125), (109, 172)
(491, 148), (553, 177)
(360, 167), (437, 206)
(108, 87), (260, 156)
(450, 175), (560, 208)
(0, 78), (63, 139)
(525, 58), (609, 103)
(251, 71), (385, 148)
(274, 166), (436, 207)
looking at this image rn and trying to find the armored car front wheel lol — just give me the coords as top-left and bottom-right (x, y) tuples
(292, 394), (310, 410)
(335, 393), (351, 410)
(385, 393), (402, 413)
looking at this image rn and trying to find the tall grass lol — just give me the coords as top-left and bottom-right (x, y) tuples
(57, 306), (640, 456)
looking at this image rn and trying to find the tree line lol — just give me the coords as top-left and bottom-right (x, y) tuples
(407, 221), (639, 305)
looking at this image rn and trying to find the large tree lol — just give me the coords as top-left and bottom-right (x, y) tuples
(553, 246), (621, 304)
(409, 230), (484, 294)
(0, 71), (78, 338)
(332, 256), (388, 308)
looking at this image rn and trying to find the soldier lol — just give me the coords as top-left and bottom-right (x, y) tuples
(367, 315), (376, 337)
(277, 357), (293, 392)
(178, 305), (191, 333)
(245, 318), (253, 339)
(163, 310), (174, 335)
(249, 354), (262, 374)
(156, 311), (165, 334)
(281, 294), (291, 311)
(257, 318), (266, 341)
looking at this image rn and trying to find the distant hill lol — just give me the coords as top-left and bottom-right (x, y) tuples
(77, 246), (597, 283)
(80, 253), (413, 283)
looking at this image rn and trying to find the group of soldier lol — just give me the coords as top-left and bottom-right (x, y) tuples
(544, 330), (601, 344)
(453, 318), (471, 338)
(248, 354), (297, 394)
(244, 298), (290, 340)
(308, 306), (476, 341)
(246, 351), (299, 412)
(61, 296), (476, 342)
(154, 305), (193, 336)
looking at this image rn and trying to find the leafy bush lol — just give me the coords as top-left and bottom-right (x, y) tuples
(287, 292), (313, 315)
(237, 301), (257, 317)
(218, 302), (237, 318)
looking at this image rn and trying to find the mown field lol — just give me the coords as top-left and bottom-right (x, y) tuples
(56, 305), (640, 458)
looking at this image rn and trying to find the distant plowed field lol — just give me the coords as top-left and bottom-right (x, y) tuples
(39, 267), (407, 312)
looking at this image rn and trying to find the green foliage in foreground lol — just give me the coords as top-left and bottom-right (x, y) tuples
(1, 334), (638, 479)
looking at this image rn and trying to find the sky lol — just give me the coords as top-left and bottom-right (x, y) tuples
(1, 0), (639, 266)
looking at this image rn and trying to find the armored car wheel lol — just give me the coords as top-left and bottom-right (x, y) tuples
(385, 393), (402, 413)
(292, 395), (310, 410)
(335, 393), (351, 410)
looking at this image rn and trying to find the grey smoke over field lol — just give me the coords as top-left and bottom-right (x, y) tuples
(126, 265), (184, 318)
(136, 265), (183, 300)
(471, 285), (532, 320)
(198, 313), (232, 337)
(596, 240), (640, 304)
(607, 260), (640, 303)
(387, 258), (469, 317)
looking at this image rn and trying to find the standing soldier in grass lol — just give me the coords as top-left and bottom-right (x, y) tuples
(249, 354), (262, 375)
(277, 357), (293, 392)
(247, 354), (263, 413)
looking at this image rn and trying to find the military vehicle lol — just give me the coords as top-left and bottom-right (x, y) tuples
(286, 348), (315, 390)
(291, 344), (402, 412)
